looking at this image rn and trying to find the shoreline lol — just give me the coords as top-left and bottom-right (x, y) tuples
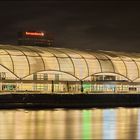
(0, 93), (140, 109)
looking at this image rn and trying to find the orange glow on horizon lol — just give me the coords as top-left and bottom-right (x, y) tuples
(25, 32), (44, 36)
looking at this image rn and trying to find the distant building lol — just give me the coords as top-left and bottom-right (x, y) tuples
(0, 44), (139, 93)
(17, 31), (54, 47)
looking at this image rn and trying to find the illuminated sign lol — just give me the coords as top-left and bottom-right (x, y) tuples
(25, 32), (44, 36)
(18, 30), (54, 46)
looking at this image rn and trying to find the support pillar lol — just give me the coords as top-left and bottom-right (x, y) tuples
(81, 81), (83, 93)
(52, 80), (54, 93)
(67, 81), (69, 92)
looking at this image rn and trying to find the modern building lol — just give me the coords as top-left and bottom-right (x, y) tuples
(17, 31), (54, 47)
(0, 44), (140, 93)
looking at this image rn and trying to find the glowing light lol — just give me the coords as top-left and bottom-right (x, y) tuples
(25, 32), (44, 36)
(82, 110), (92, 139)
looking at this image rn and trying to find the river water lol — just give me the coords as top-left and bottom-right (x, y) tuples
(0, 108), (139, 139)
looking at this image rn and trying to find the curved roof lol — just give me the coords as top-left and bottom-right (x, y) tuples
(0, 44), (140, 82)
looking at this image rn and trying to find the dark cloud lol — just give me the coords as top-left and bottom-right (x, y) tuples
(0, 1), (140, 52)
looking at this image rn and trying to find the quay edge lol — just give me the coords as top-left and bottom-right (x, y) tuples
(0, 93), (140, 108)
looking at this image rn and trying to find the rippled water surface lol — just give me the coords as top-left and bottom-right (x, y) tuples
(0, 108), (139, 139)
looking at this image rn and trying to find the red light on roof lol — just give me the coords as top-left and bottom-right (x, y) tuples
(25, 32), (44, 36)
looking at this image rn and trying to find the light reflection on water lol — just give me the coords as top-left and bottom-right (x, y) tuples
(0, 108), (139, 139)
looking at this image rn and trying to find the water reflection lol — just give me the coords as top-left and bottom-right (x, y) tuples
(0, 108), (139, 139)
(116, 108), (138, 139)
(103, 109), (116, 139)
(138, 110), (140, 139)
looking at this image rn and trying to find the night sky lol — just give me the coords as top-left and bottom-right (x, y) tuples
(1, 1), (140, 52)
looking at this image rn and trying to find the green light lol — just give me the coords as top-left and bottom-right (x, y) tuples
(83, 83), (91, 92)
(82, 110), (92, 139)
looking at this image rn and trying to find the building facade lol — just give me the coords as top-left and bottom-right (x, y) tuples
(0, 44), (140, 93)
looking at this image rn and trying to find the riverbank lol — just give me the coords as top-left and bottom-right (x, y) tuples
(0, 93), (140, 108)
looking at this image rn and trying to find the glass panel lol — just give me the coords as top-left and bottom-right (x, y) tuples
(99, 60), (114, 72)
(11, 56), (29, 78)
(103, 51), (130, 61)
(134, 78), (140, 82)
(134, 61), (140, 78)
(42, 57), (59, 71)
(28, 56), (44, 74)
(72, 58), (88, 79)
(91, 53), (108, 60)
(84, 73), (128, 81)
(6, 49), (23, 56)
(0, 55), (13, 72)
(75, 50), (95, 59)
(124, 60), (138, 80)
(16, 46), (39, 56)
(46, 48), (67, 57)
(133, 57), (140, 61)
(26, 71), (78, 81)
(86, 59), (101, 75)
(38, 71), (77, 81)
(104, 51), (138, 80)
(101, 53), (121, 61)
(0, 45), (25, 56)
(23, 74), (33, 80)
(31, 47), (54, 57)
(0, 65), (17, 79)
(58, 58), (74, 75)
(24, 46), (55, 57)
(59, 48), (82, 58)
(0, 49), (7, 55)
(112, 60), (127, 76)
(111, 51), (132, 61)
(120, 56), (132, 61)
(59, 73), (77, 81)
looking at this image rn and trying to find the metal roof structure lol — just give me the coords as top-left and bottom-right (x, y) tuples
(0, 44), (140, 82)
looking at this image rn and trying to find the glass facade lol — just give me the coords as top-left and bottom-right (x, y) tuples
(0, 45), (139, 93)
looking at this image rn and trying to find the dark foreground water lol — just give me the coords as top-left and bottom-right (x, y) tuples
(0, 108), (139, 139)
